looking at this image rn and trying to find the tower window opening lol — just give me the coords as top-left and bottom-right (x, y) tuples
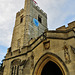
(38, 15), (42, 23)
(20, 15), (23, 23)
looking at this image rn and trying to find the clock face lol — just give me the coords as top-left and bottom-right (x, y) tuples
(33, 18), (39, 27)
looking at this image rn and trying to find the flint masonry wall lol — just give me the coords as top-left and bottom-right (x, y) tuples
(11, 0), (47, 52)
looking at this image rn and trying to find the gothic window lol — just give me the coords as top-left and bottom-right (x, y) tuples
(38, 15), (42, 23)
(20, 15), (23, 23)
(11, 67), (14, 75)
(11, 59), (21, 75)
(11, 65), (19, 75)
(17, 66), (19, 75)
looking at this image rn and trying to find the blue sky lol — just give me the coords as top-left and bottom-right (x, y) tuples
(0, 46), (7, 63)
(0, 0), (75, 63)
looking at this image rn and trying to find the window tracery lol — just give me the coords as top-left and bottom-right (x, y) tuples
(11, 59), (21, 75)
(11, 59), (27, 75)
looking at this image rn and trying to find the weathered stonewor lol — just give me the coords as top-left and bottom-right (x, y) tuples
(3, 0), (75, 75)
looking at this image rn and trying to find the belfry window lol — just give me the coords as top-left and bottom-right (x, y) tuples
(20, 15), (23, 23)
(38, 15), (42, 23)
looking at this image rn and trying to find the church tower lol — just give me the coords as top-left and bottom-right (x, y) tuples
(3, 0), (75, 75)
(11, 0), (47, 51)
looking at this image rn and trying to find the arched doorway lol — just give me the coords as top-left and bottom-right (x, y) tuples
(41, 61), (63, 75)
(33, 53), (69, 75)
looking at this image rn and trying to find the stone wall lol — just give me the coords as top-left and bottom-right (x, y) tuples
(11, 0), (47, 52)
(3, 28), (75, 75)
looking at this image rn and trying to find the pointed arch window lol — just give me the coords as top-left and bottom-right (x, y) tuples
(20, 15), (23, 23)
(11, 59), (27, 75)
(11, 59), (21, 75)
(38, 15), (42, 23)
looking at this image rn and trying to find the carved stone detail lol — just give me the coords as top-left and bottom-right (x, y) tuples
(70, 46), (75, 54)
(30, 52), (34, 69)
(63, 43), (71, 64)
(43, 41), (50, 50)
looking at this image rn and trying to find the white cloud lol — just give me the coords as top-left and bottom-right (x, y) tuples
(0, 0), (25, 47)
(36, 0), (75, 29)
(0, 0), (75, 47)
(0, 54), (6, 63)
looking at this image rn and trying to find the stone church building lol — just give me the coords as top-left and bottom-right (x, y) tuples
(3, 0), (75, 75)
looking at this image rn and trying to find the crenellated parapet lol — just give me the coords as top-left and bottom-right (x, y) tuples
(5, 29), (75, 60)
(57, 21), (75, 30)
(33, 5), (47, 18)
(16, 9), (24, 18)
(16, 4), (47, 18)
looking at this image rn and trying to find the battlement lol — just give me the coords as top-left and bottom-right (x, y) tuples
(5, 29), (75, 59)
(56, 21), (75, 31)
(33, 4), (47, 18)
(16, 4), (47, 18)
(16, 8), (24, 18)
